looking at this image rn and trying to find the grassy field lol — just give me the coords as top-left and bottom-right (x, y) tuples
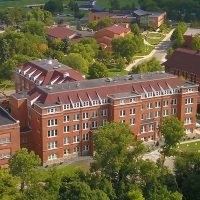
(107, 67), (128, 77)
(134, 45), (154, 57)
(96, 0), (138, 9)
(178, 141), (200, 153)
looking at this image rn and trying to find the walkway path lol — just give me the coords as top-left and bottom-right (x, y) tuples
(125, 29), (174, 71)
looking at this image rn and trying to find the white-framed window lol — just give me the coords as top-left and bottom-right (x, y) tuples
(156, 91), (162, 96)
(172, 108), (177, 115)
(74, 114), (80, 121)
(63, 115), (70, 122)
(147, 102), (153, 109)
(155, 101), (161, 108)
(64, 149), (70, 156)
(102, 109), (107, 116)
(185, 107), (193, 114)
(83, 101), (89, 107)
(92, 100), (99, 106)
(120, 110), (125, 117)
(64, 137), (70, 145)
(63, 104), (70, 110)
(163, 100), (168, 107)
(130, 98), (136, 103)
(130, 118), (135, 125)
(185, 118), (192, 125)
(102, 99), (107, 104)
(147, 92), (154, 98)
(141, 125), (147, 133)
(102, 119), (107, 126)
(74, 102), (80, 108)
(0, 137), (11, 144)
(48, 153), (58, 160)
(155, 110), (160, 118)
(120, 99), (126, 104)
(185, 98), (194, 105)
(83, 133), (89, 141)
(187, 88), (193, 93)
(163, 109), (168, 116)
(121, 119), (125, 123)
(141, 114), (144, 120)
(171, 99), (177, 105)
(47, 119), (58, 127)
(47, 129), (57, 137)
(83, 112), (89, 119)
(47, 107), (57, 114)
(74, 146), (80, 153)
(64, 126), (70, 133)
(0, 153), (10, 160)
(149, 135), (154, 141)
(146, 112), (152, 119)
(185, 128), (192, 134)
(48, 141), (58, 150)
(73, 135), (80, 143)
(130, 108), (136, 115)
(92, 111), (98, 118)
(141, 104), (145, 110)
(83, 122), (89, 130)
(92, 121), (98, 129)
(73, 124), (80, 131)
(83, 145), (89, 151)
(149, 124), (154, 132)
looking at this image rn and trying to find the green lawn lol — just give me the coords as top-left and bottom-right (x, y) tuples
(178, 141), (200, 153)
(134, 45), (154, 57)
(146, 32), (165, 45)
(107, 67), (128, 77)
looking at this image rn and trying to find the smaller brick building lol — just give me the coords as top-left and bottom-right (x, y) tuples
(164, 48), (200, 84)
(184, 28), (200, 49)
(15, 59), (85, 92)
(0, 106), (20, 168)
(94, 25), (131, 51)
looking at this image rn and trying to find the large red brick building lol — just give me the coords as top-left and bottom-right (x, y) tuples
(0, 106), (20, 168)
(15, 59), (85, 92)
(184, 28), (200, 49)
(10, 72), (198, 166)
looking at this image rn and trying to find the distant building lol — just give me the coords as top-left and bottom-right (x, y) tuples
(0, 106), (20, 168)
(10, 72), (198, 165)
(184, 28), (200, 49)
(133, 9), (166, 29)
(164, 48), (200, 84)
(94, 25), (131, 51)
(15, 59), (85, 92)
(79, 0), (96, 10)
(47, 25), (78, 40)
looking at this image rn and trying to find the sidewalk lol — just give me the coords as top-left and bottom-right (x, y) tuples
(125, 29), (174, 71)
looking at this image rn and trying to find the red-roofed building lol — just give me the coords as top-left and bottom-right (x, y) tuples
(15, 59), (85, 92)
(10, 72), (198, 165)
(164, 48), (200, 84)
(94, 25), (131, 51)
(47, 25), (77, 40)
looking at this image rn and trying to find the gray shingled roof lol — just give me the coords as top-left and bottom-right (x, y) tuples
(0, 107), (17, 126)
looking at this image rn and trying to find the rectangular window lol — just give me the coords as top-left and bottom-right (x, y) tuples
(74, 114), (80, 121)
(83, 145), (89, 151)
(171, 99), (177, 105)
(83, 122), (89, 130)
(155, 101), (161, 108)
(47, 119), (58, 127)
(92, 121), (98, 129)
(155, 110), (160, 118)
(83, 112), (89, 119)
(64, 126), (70, 133)
(63, 115), (70, 122)
(172, 108), (177, 115)
(120, 99), (126, 104)
(102, 109), (107, 116)
(64, 137), (70, 145)
(74, 102), (80, 108)
(130, 98), (136, 103)
(141, 104), (145, 110)
(130, 108), (136, 115)
(73, 124), (80, 131)
(83, 101), (89, 107)
(83, 133), (89, 141)
(0, 137), (11, 144)
(47, 107), (57, 114)
(185, 118), (192, 124)
(146, 112), (152, 119)
(102, 99), (107, 104)
(141, 114), (144, 120)
(102, 119), (107, 126)
(47, 129), (57, 137)
(163, 100), (169, 107)
(92, 111), (98, 118)
(48, 141), (58, 150)
(120, 110), (125, 117)
(74, 146), (80, 153)
(147, 102), (153, 109)
(185, 98), (194, 105)
(0, 153), (10, 160)
(141, 125), (146, 133)
(130, 118), (135, 125)
(149, 124), (154, 132)
(48, 153), (58, 160)
(92, 100), (99, 105)
(163, 110), (169, 116)
(73, 135), (80, 143)
(64, 149), (70, 156)
(185, 107), (193, 114)
(63, 104), (70, 110)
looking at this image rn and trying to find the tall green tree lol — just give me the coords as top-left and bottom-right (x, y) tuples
(9, 148), (41, 191)
(192, 36), (200, 50)
(88, 62), (108, 79)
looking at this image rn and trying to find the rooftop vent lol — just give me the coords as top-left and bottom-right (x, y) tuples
(53, 66), (59, 69)
(105, 78), (112, 82)
(63, 72), (70, 78)
(45, 85), (53, 90)
(76, 82), (80, 87)
(48, 60), (53, 65)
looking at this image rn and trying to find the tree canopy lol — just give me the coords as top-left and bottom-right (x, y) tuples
(88, 61), (108, 79)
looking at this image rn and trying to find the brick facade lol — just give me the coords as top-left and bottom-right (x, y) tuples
(10, 72), (198, 166)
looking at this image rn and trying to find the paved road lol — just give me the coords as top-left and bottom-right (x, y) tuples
(126, 29), (174, 71)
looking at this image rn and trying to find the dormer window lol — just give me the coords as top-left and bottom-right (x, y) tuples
(120, 99), (126, 104)
(74, 102), (80, 108)
(83, 101), (89, 107)
(63, 104), (70, 110)
(47, 107), (57, 114)
(92, 100), (99, 106)
(102, 99), (107, 104)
